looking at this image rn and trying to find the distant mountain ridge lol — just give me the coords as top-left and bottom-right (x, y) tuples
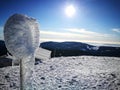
(40, 41), (120, 57)
(0, 40), (120, 57)
(0, 40), (7, 56)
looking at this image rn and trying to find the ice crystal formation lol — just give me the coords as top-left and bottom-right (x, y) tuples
(4, 14), (40, 90)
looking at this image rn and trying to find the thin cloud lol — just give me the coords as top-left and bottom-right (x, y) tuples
(40, 30), (92, 42)
(65, 28), (111, 37)
(40, 29), (120, 45)
(0, 26), (3, 40)
(112, 28), (120, 33)
(40, 30), (89, 38)
(0, 26), (3, 30)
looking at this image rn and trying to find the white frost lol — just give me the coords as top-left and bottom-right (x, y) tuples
(0, 56), (120, 90)
(4, 14), (40, 90)
(4, 14), (40, 59)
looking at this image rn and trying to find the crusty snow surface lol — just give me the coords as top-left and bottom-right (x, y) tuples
(0, 56), (120, 90)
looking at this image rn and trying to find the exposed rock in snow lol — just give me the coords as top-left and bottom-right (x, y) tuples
(0, 56), (120, 90)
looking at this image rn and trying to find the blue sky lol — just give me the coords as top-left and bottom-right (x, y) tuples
(0, 0), (120, 45)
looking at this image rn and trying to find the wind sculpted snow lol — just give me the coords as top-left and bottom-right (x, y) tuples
(0, 56), (120, 90)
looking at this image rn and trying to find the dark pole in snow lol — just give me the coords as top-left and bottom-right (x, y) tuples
(20, 59), (23, 90)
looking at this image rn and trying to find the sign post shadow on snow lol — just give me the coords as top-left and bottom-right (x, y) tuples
(4, 14), (40, 90)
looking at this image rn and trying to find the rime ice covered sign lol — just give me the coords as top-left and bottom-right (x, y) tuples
(4, 14), (40, 59)
(4, 14), (40, 90)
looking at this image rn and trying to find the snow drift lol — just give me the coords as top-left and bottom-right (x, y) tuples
(0, 56), (120, 90)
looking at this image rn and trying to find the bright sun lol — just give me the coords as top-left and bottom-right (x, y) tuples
(65, 5), (76, 17)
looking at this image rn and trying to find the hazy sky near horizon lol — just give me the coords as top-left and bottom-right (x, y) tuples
(0, 0), (120, 45)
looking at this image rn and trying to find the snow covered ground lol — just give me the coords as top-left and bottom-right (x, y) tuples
(0, 56), (120, 90)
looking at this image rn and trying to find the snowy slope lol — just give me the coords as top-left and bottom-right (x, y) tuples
(0, 56), (120, 90)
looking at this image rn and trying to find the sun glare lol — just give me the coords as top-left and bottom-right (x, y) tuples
(65, 5), (76, 17)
